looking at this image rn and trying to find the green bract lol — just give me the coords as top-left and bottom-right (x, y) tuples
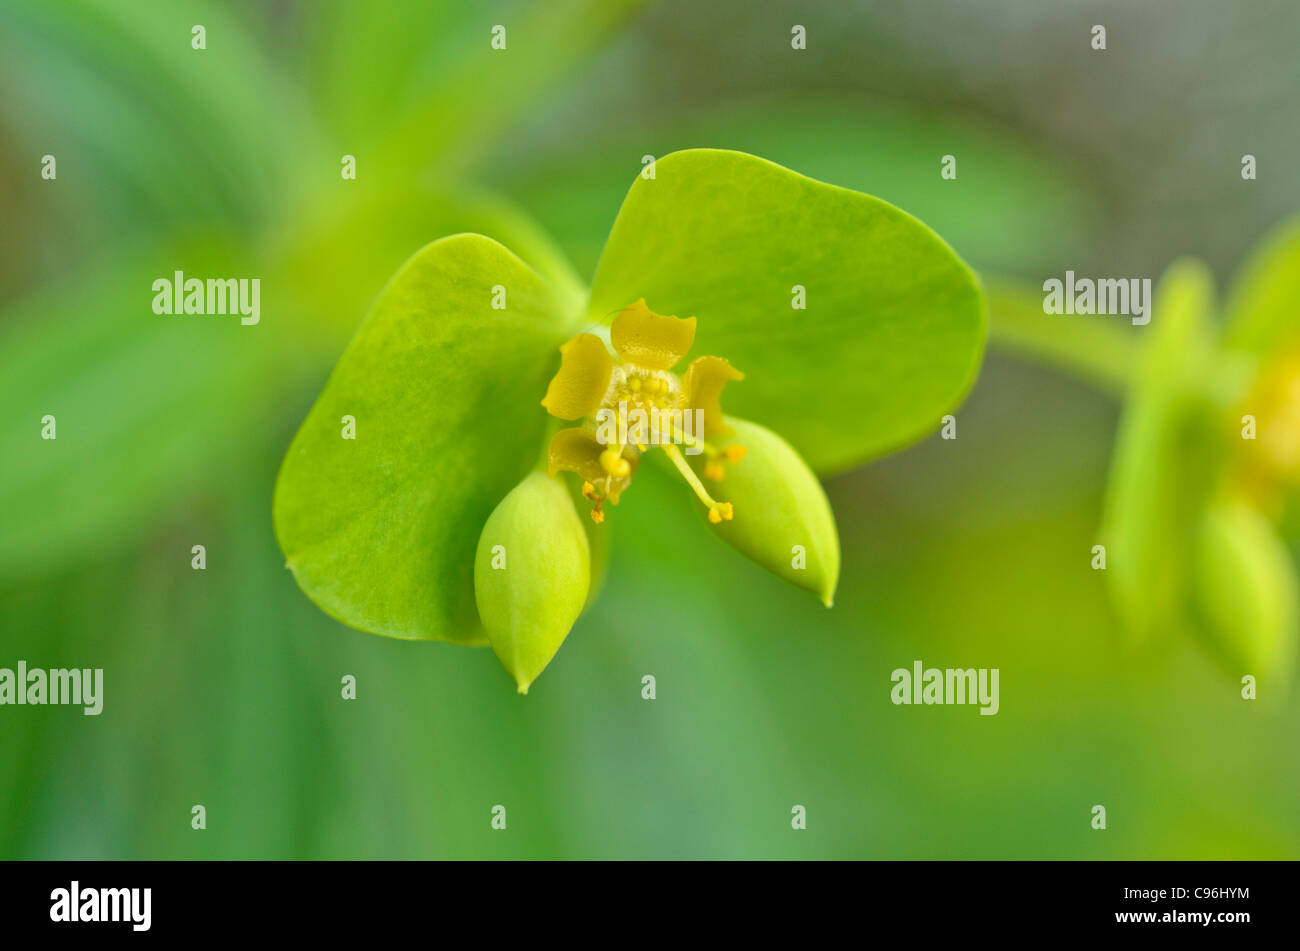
(273, 234), (574, 643)
(274, 148), (987, 689)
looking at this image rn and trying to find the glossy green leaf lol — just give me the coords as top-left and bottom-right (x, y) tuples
(1102, 259), (1221, 643)
(1194, 495), (1297, 685)
(474, 471), (591, 693)
(692, 416), (840, 607)
(273, 234), (575, 642)
(584, 148), (986, 475)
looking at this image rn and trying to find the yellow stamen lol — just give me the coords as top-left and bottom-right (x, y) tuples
(663, 444), (734, 524)
(705, 462), (725, 481)
(581, 481), (600, 501)
(723, 444), (746, 463)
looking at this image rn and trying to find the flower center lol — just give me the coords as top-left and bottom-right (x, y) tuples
(584, 362), (742, 525)
(541, 299), (746, 525)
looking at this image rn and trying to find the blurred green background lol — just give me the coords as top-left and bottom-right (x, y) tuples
(2, 0), (1298, 859)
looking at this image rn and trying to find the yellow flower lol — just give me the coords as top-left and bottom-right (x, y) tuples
(541, 299), (744, 523)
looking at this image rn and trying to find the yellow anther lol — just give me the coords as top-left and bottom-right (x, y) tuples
(628, 376), (642, 392)
(590, 506), (605, 524)
(664, 444), (734, 525)
(705, 462), (725, 481)
(723, 444), (747, 463)
(717, 502), (733, 521)
(581, 481), (600, 501)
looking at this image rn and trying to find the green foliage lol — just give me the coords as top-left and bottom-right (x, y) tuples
(0, 0), (628, 582)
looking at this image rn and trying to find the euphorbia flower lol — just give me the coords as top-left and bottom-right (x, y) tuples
(273, 149), (985, 692)
(542, 298), (745, 524)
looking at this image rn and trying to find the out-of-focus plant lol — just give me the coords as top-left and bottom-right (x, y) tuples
(273, 149), (986, 691)
(0, 0), (640, 579)
(989, 220), (1300, 689)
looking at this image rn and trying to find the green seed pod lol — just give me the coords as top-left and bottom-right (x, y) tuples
(694, 416), (840, 606)
(474, 471), (590, 693)
(1194, 495), (1297, 688)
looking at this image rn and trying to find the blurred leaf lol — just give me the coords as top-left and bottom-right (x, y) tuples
(350, 0), (648, 176)
(487, 100), (1098, 280)
(1223, 214), (1300, 355)
(0, 179), (586, 582)
(0, 0), (308, 229)
(0, 240), (285, 580)
(303, 0), (469, 146)
(269, 182), (586, 345)
(1102, 259), (1221, 643)
(1194, 495), (1298, 686)
(273, 234), (576, 642)
(586, 149), (986, 474)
